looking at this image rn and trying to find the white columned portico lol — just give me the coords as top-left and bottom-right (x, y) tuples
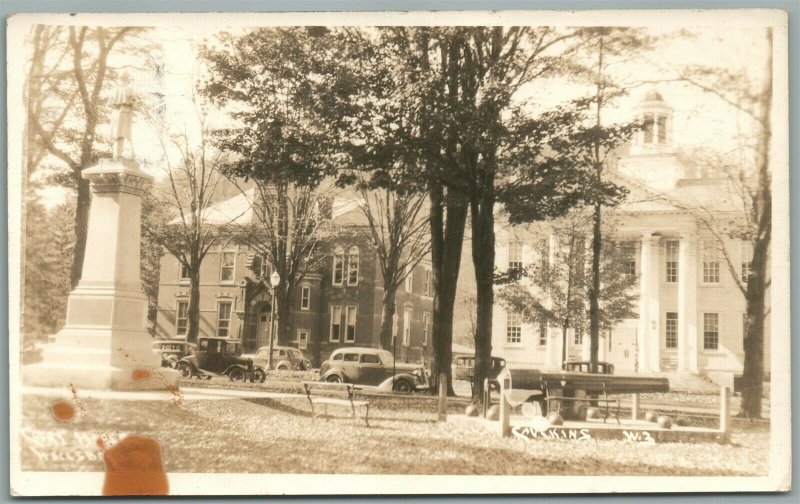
(678, 233), (699, 372)
(637, 232), (661, 372)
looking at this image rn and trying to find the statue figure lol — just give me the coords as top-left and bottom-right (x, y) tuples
(110, 71), (135, 159)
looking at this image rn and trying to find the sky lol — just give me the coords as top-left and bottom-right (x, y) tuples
(33, 24), (770, 208)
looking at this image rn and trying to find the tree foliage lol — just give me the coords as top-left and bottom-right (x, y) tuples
(25, 25), (149, 288)
(497, 210), (638, 365)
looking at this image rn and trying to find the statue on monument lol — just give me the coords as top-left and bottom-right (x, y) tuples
(110, 71), (135, 159)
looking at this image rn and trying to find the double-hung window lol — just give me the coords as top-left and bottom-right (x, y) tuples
(345, 306), (357, 343)
(176, 301), (189, 337)
(220, 251), (236, 283)
(179, 261), (190, 282)
(402, 309), (412, 346)
(332, 249), (345, 286)
(405, 266), (414, 293)
(665, 240), (679, 283)
(703, 313), (719, 350)
(506, 312), (522, 344)
(665, 312), (678, 349)
(329, 306), (342, 342)
(347, 247), (359, 286)
(740, 241), (753, 286)
(703, 242), (720, 284)
(217, 301), (232, 338)
(507, 242), (523, 271)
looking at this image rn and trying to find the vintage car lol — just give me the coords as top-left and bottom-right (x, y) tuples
(318, 347), (428, 393)
(240, 346), (312, 371)
(452, 354), (507, 382)
(152, 340), (196, 369)
(177, 337), (265, 383)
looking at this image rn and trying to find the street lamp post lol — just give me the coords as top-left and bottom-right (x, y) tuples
(266, 271), (281, 370)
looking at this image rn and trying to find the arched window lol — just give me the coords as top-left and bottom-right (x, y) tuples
(332, 247), (344, 286)
(347, 246), (359, 286)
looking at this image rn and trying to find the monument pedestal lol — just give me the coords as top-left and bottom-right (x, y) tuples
(24, 158), (179, 391)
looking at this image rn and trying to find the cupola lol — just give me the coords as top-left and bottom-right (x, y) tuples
(630, 89), (674, 155)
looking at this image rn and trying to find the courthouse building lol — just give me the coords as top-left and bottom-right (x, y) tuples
(155, 192), (434, 367)
(492, 91), (770, 381)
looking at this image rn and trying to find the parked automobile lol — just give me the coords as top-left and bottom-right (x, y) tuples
(318, 347), (428, 393)
(564, 360), (615, 374)
(152, 340), (196, 369)
(452, 355), (507, 381)
(177, 337), (265, 383)
(240, 345), (312, 371)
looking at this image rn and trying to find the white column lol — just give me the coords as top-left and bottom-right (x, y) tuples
(678, 234), (699, 372)
(544, 327), (562, 370)
(543, 233), (561, 370)
(637, 233), (661, 372)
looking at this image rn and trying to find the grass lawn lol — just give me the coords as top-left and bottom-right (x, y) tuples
(21, 391), (769, 476)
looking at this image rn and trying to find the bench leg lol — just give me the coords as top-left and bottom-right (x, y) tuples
(351, 402), (357, 424)
(364, 404), (370, 427)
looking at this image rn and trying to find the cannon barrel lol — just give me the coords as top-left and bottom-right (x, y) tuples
(508, 368), (670, 395)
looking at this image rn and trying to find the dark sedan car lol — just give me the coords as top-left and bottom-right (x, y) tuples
(177, 337), (265, 382)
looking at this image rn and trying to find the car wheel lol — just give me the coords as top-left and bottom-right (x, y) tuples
(393, 379), (413, 394)
(326, 374), (342, 383)
(178, 363), (192, 379)
(276, 364), (289, 371)
(202, 375), (212, 381)
(229, 368), (246, 382)
(252, 368), (267, 383)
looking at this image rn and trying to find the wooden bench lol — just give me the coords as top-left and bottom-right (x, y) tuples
(301, 382), (370, 426)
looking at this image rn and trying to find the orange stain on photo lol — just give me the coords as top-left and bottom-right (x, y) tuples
(50, 400), (76, 422)
(132, 369), (151, 381)
(102, 435), (168, 496)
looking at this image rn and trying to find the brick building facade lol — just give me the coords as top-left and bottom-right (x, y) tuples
(155, 195), (434, 367)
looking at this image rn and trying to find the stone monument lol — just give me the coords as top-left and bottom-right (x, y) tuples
(24, 73), (179, 391)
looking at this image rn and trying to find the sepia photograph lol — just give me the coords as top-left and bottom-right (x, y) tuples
(6, 8), (791, 496)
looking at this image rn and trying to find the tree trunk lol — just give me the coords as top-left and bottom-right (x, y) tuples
(589, 200), (602, 373)
(739, 27), (772, 419)
(561, 322), (569, 370)
(276, 282), (293, 346)
(69, 178), (91, 289)
(379, 287), (397, 350)
(429, 184), (468, 396)
(471, 189), (495, 404)
(187, 264), (201, 343)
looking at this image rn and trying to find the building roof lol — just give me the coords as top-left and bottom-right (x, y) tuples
(617, 173), (745, 214)
(642, 89), (665, 103)
(168, 188), (255, 226)
(169, 186), (369, 227)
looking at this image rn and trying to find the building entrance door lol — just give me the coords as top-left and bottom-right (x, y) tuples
(609, 325), (637, 371)
(256, 303), (272, 348)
